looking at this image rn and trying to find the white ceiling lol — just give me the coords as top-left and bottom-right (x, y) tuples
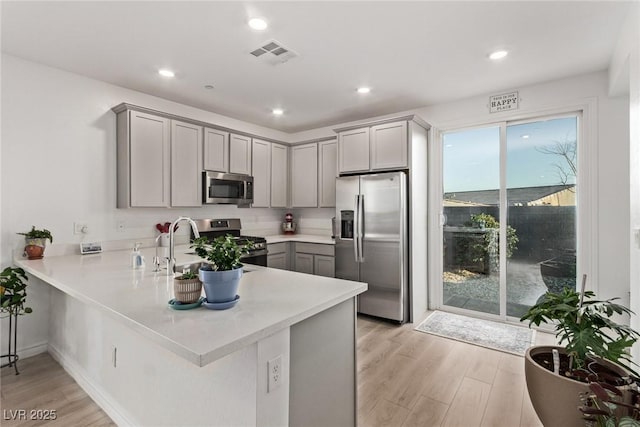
(1, 1), (632, 133)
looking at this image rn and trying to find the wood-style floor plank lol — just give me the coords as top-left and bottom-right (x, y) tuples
(2, 312), (546, 427)
(0, 353), (114, 427)
(358, 313), (546, 427)
(441, 377), (492, 427)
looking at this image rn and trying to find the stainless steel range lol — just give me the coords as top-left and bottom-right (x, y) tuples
(190, 218), (268, 266)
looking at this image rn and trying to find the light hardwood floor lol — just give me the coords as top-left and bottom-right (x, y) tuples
(357, 314), (550, 427)
(1, 313), (549, 427)
(0, 353), (114, 426)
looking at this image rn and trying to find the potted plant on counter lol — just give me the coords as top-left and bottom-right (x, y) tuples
(173, 270), (202, 304)
(520, 276), (639, 427)
(17, 226), (53, 260)
(190, 235), (252, 309)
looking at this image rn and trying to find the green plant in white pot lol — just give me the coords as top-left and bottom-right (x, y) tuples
(190, 235), (252, 308)
(17, 226), (53, 260)
(520, 276), (639, 427)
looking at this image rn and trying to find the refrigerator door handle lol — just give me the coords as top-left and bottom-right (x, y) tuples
(358, 194), (365, 262)
(353, 195), (360, 263)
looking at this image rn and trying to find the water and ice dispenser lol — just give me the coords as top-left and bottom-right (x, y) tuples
(340, 210), (354, 239)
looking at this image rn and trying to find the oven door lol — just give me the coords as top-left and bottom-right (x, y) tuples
(203, 171), (254, 205)
(241, 249), (268, 267)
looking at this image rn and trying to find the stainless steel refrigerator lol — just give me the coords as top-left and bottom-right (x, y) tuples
(335, 171), (409, 323)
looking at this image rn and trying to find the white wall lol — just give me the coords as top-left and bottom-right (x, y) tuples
(423, 72), (630, 306)
(291, 71), (631, 309)
(615, 3), (640, 361)
(0, 54), (291, 355)
(2, 53), (633, 356)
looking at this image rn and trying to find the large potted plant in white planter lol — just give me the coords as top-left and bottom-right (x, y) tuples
(190, 235), (252, 308)
(521, 279), (639, 427)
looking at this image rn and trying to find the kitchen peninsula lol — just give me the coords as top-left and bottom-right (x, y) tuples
(14, 246), (366, 427)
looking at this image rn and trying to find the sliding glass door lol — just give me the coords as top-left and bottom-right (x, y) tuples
(442, 126), (501, 315)
(441, 115), (578, 320)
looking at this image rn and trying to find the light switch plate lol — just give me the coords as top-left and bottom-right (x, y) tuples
(80, 242), (103, 255)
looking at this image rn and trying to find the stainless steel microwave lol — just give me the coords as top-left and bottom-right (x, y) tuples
(203, 171), (253, 206)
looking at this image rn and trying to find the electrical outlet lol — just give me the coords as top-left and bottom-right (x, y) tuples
(116, 220), (125, 232)
(267, 355), (282, 393)
(74, 222), (88, 234)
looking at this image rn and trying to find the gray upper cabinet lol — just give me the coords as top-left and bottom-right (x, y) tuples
(251, 138), (271, 208)
(271, 143), (288, 208)
(337, 120), (409, 174)
(116, 109), (203, 208)
(118, 110), (171, 208)
(203, 128), (229, 172)
(171, 121), (203, 207)
(291, 143), (318, 207)
(338, 128), (370, 173)
(370, 121), (408, 170)
(318, 139), (337, 207)
(229, 134), (252, 175)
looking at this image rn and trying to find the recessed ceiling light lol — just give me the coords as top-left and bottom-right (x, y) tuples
(489, 50), (508, 60)
(357, 87), (371, 94)
(158, 69), (175, 78)
(272, 108), (284, 116)
(249, 18), (268, 30)
(522, 134), (530, 139)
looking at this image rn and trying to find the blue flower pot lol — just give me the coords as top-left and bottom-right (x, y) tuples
(199, 267), (243, 303)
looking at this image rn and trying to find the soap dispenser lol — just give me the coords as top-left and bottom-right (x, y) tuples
(131, 242), (145, 269)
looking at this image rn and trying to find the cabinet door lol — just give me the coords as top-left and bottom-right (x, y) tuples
(294, 253), (315, 275)
(271, 143), (288, 208)
(291, 143), (318, 207)
(251, 139), (271, 207)
(171, 120), (203, 207)
(229, 134), (252, 175)
(370, 121), (408, 170)
(314, 255), (335, 278)
(203, 128), (229, 172)
(129, 111), (170, 207)
(338, 128), (370, 173)
(268, 253), (288, 270)
(318, 140), (337, 208)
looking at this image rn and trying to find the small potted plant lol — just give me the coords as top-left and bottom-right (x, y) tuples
(1, 266), (33, 316)
(17, 226), (53, 260)
(520, 277), (639, 427)
(173, 270), (202, 304)
(190, 235), (252, 306)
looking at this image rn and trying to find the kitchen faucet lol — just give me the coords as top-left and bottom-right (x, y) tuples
(151, 234), (164, 272)
(167, 216), (200, 275)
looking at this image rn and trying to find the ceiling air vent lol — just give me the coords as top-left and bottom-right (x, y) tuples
(249, 40), (298, 65)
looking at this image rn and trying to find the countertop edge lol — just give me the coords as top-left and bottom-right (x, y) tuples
(15, 258), (204, 366)
(15, 257), (366, 367)
(199, 285), (365, 366)
(264, 234), (335, 245)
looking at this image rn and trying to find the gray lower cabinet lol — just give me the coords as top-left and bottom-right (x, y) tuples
(314, 255), (335, 278)
(267, 242), (290, 270)
(294, 253), (314, 274)
(293, 243), (335, 277)
(269, 241), (335, 277)
(268, 253), (288, 270)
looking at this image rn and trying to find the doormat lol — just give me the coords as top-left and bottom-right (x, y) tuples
(414, 311), (535, 356)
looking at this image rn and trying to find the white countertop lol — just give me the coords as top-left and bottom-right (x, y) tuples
(265, 234), (335, 245)
(15, 246), (365, 367)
